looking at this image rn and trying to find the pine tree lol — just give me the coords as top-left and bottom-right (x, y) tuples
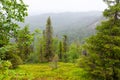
(59, 41), (62, 60)
(44, 17), (54, 62)
(62, 35), (68, 62)
(81, 0), (120, 80)
(63, 35), (68, 53)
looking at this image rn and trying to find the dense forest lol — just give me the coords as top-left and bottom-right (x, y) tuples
(0, 0), (120, 80)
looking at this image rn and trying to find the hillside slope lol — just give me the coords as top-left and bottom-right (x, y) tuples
(20, 11), (104, 42)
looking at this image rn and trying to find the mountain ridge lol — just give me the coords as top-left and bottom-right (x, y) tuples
(20, 11), (104, 42)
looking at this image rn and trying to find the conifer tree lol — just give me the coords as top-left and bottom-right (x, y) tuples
(62, 35), (68, 62)
(81, 0), (120, 80)
(44, 17), (54, 62)
(59, 41), (62, 60)
(62, 35), (68, 53)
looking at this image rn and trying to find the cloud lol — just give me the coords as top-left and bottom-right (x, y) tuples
(24, 0), (107, 15)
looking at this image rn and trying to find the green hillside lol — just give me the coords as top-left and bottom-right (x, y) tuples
(20, 11), (104, 42)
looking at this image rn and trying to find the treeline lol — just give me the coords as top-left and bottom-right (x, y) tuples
(0, 16), (81, 68)
(0, 0), (81, 69)
(27, 17), (81, 63)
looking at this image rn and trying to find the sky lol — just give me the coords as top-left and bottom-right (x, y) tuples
(24, 0), (107, 16)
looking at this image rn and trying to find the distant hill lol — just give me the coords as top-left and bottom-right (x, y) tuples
(20, 11), (104, 42)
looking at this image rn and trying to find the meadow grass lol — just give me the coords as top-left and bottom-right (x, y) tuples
(0, 62), (91, 80)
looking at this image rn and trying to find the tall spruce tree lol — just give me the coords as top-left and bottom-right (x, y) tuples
(62, 35), (68, 53)
(80, 0), (120, 80)
(59, 41), (62, 60)
(44, 17), (54, 62)
(62, 35), (68, 62)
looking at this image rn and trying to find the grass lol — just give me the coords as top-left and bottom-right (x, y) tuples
(0, 62), (91, 80)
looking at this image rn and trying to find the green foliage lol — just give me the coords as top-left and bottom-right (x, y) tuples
(44, 17), (54, 62)
(0, 60), (12, 80)
(7, 53), (23, 68)
(58, 41), (62, 60)
(32, 29), (43, 63)
(27, 53), (40, 63)
(103, 0), (120, 18)
(0, 0), (28, 69)
(0, 46), (7, 59)
(53, 37), (60, 55)
(0, 0), (28, 47)
(16, 25), (33, 62)
(33, 29), (42, 54)
(80, 0), (120, 80)
(29, 29), (45, 63)
(0, 44), (23, 68)
(62, 35), (69, 62)
(62, 35), (68, 53)
(67, 42), (81, 63)
(0, 60), (12, 70)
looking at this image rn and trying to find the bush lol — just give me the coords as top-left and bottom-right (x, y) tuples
(7, 53), (23, 68)
(0, 60), (12, 80)
(0, 60), (12, 70)
(0, 45), (23, 68)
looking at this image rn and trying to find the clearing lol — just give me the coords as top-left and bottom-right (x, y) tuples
(0, 62), (91, 80)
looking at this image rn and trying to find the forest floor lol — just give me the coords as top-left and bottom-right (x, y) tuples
(0, 62), (91, 80)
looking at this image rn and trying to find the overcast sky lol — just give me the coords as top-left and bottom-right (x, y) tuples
(24, 0), (107, 15)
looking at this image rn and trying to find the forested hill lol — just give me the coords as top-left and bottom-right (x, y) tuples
(20, 11), (104, 42)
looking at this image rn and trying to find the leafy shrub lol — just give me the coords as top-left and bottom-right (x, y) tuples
(0, 44), (23, 68)
(0, 60), (12, 70)
(0, 60), (12, 80)
(7, 53), (23, 68)
(0, 46), (7, 60)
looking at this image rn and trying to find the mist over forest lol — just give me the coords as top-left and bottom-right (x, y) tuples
(19, 11), (104, 42)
